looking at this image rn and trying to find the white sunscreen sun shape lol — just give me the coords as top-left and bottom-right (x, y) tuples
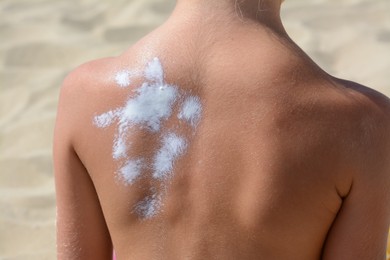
(93, 57), (203, 219)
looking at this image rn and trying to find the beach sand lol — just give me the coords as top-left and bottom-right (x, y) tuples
(0, 0), (389, 259)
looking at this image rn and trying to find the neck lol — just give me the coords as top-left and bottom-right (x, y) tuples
(174, 0), (284, 31)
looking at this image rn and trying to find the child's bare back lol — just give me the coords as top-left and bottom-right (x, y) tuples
(54, 1), (390, 259)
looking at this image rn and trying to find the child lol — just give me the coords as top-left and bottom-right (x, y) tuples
(54, 0), (390, 259)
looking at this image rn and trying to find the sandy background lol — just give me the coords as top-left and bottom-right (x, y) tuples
(0, 0), (389, 259)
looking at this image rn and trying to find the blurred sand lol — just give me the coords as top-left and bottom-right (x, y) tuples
(0, 0), (389, 259)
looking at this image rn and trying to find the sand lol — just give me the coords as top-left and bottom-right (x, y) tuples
(0, 0), (389, 259)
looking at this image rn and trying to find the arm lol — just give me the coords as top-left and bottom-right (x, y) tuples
(322, 170), (390, 259)
(322, 97), (390, 259)
(53, 70), (112, 260)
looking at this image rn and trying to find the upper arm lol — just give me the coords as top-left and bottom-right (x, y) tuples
(322, 170), (390, 259)
(322, 95), (390, 259)
(53, 68), (112, 260)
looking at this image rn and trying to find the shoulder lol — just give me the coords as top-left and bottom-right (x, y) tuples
(55, 56), (122, 147)
(57, 56), (119, 121)
(343, 79), (390, 114)
(339, 79), (390, 142)
(301, 77), (390, 193)
(335, 78), (390, 183)
(60, 56), (117, 96)
(315, 77), (390, 145)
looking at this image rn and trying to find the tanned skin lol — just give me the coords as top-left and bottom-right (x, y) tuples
(54, 0), (390, 259)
